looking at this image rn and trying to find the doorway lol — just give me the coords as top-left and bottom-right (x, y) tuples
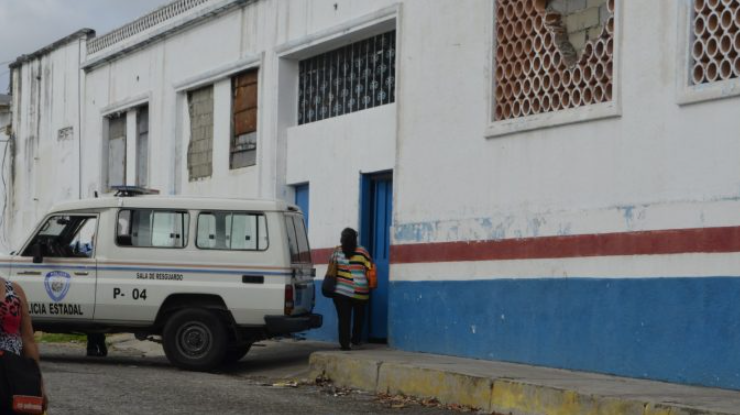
(360, 172), (393, 342)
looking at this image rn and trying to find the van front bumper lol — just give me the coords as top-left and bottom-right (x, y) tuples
(264, 313), (323, 335)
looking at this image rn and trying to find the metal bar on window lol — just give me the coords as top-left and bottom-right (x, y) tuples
(297, 31), (396, 125)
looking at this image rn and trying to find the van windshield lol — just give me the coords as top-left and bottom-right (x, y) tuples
(285, 215), (311, 263)
(23, 215), (98, 258)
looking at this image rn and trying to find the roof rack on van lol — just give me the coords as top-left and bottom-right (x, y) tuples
(111, 186), (161, 197)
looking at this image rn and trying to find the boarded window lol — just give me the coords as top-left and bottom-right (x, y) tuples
(187, 86), (214, 180)
(107, 114), (126, 190)
(231, 70), (258, 169)
(136, 106), (149, 187)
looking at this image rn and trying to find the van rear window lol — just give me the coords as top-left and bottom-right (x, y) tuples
(285, 215), (311, 263)
(196, 211), (268, 251)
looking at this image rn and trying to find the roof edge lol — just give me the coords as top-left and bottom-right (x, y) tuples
(10, 29), (95, 69)
(82, 0), (254, 70)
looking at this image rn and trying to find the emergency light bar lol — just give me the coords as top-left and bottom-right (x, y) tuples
(111, 186), (161, 197)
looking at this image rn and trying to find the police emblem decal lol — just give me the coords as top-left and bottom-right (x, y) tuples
(44, 271), (71, 302)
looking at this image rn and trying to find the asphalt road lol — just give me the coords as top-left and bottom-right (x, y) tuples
(38, 339), (455, 415)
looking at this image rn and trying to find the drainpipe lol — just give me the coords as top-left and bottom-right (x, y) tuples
(77, 39), (83, 199)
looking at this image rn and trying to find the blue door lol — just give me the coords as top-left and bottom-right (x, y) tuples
(294, 184), (310, 229)
(361, 173), (393, 341)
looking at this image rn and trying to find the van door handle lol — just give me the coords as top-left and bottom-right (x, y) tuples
(74, 272), (89, 276)
(17, 271), (41, 276)
(242, 275), (264, 284)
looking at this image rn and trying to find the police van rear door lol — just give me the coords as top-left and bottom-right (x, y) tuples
(284, 213), (314, 315)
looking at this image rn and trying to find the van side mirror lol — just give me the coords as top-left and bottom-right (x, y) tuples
(32, 243), (43, 264)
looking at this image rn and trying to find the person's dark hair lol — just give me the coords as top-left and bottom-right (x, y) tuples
(340, 228), (358, 258)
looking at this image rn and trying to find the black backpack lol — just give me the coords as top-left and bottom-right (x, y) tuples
(0, 351), (43, 414)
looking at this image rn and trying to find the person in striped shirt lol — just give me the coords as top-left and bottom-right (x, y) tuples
(330, 228), (373, 351)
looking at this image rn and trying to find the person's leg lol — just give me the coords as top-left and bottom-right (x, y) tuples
(332, 296), (352, 350)
(86, 333), (108, 357)
(0, 369), (11, 415)
(350, 299), (367, 346)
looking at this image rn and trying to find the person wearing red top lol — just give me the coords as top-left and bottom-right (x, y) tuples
(0, 277), (47, 413)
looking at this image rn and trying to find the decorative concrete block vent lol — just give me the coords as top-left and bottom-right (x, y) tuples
(494, 0), (615, 121)
(690, 0), (740, 85)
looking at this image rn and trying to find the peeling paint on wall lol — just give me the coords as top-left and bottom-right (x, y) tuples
(394, 197), (740, 245)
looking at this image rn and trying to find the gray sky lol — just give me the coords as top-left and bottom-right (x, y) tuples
(0, 0), (173, 93)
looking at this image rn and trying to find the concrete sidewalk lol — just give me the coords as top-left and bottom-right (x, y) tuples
(309, 348), (740, 415)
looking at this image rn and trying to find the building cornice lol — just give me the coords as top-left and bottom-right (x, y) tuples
(10, 29), (95, 69)
(82, 0), (255, 71)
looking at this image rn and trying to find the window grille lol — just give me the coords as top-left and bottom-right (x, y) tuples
(689, 0), (740, 85)
(298, 31), (396, 125)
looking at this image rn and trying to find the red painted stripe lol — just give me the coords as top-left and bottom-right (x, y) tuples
(389, 226), (740, 264)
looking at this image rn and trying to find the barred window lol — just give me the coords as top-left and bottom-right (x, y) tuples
(298, 31), (396, 125)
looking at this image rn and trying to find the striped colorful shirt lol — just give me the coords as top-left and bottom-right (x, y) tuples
(331, 246), (373, 301)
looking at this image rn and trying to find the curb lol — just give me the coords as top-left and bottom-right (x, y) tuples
(309, 352), (737, 415)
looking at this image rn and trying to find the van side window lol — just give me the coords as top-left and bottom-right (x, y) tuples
(117, 209), (189, 248)
(285, 215), (310, 263)
(196, 211), (268, 251)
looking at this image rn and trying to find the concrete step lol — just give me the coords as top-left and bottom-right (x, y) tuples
(309, 348), (740, 415)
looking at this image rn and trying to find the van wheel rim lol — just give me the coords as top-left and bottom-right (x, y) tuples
(176, 322), (212, 358)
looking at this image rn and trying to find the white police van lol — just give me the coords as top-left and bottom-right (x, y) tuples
(0, 187), (321, 371)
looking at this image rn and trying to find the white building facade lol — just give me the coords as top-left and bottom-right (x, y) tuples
(0, 94), (10, 253)
(8, 0), (740, 390)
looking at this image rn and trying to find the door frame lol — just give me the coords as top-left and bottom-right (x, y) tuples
(359, 172), (392, 250)
(359, 170), (393, 342)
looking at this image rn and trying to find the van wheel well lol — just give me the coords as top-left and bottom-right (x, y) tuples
(155, 294), (235, 335)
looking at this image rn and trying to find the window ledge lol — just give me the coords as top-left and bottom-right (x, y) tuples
(485, 101), (621, 138)
(228, 164), (257, 173)
(674, 2), (740, 106)
(677, 79), (740, 106)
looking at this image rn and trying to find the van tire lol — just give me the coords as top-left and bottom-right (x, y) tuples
(162, 308), (228, 371)
(223, 343), (252, 364)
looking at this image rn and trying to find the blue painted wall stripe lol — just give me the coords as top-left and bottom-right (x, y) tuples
(388, 277), (740, 390)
